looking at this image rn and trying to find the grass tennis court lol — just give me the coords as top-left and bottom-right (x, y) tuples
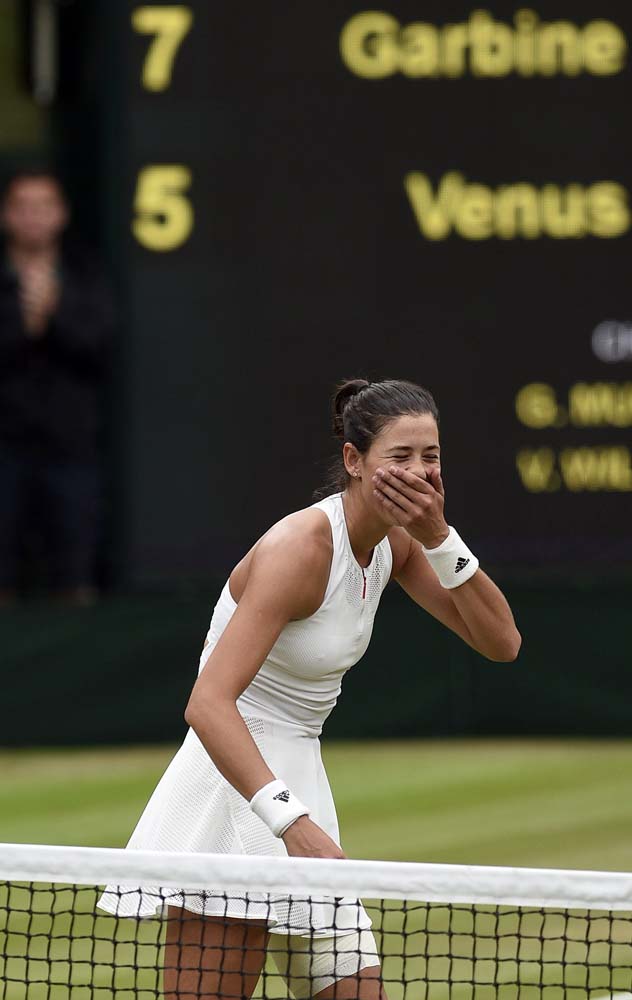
(2, 741), (632, 998)
(2, 740), (632, 870)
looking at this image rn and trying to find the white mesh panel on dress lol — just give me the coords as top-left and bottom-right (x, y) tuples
(367, 545), (385, 603)
(344, 557), (365, 608)
(344, 543), (386, 609)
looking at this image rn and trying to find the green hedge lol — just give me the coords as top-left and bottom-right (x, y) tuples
(2, 582), (630, 745)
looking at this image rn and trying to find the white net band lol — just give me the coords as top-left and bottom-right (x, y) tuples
(2, 842), (632, 911)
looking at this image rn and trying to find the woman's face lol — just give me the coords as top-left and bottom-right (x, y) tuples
(345, 412), (441, 509)
(2, 178), (68, 250)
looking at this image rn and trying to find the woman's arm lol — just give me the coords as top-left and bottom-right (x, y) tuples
(376, 466), (521, 662)
(395, 536), (521, 661)
(184, 510), (346, 857)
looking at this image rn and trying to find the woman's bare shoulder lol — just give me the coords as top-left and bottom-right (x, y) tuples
(229, 506), (333, 612)
(261, 506), (333, 550)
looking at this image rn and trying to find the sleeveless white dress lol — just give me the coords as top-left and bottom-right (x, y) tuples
(99, 494), (393, 935)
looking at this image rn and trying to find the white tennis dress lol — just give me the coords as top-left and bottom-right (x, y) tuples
(99, 493), (393, 936)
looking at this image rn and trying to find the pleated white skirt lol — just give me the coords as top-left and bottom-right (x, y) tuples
(98, 716), (371, 937)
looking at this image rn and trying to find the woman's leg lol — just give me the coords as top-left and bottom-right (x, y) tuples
(272, 928), (388, 1000)
(164, 907), (269, 1000)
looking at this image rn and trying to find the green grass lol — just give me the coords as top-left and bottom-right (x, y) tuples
(323, 740), (632, 871)
(1, 741), (632, 998)
(2, 740), (632, 870)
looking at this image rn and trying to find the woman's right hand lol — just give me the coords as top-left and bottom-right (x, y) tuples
(282, 816), (347, 859)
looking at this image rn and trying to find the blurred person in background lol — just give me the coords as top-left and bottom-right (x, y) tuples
(0, 169), (114, 607)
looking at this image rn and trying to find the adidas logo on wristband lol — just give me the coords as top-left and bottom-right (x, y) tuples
(250, 779), (310, 837)
(423, 527), (478, 589)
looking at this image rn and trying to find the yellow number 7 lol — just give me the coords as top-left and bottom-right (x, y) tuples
(132, 6), (194, 92)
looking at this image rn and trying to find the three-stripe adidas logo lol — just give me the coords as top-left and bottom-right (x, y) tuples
(273, 789), (290, 803)
(455, 557), (470, 573)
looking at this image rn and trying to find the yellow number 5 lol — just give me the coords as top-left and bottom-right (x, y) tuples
(133, 166), (194, 252)
(132, 6), (193, 92)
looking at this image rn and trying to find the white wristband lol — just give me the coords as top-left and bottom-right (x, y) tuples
(422, 526), (480, 589)
(249, 779), (310, 838)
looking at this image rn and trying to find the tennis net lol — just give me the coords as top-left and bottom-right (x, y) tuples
(1, 843), (632, 999)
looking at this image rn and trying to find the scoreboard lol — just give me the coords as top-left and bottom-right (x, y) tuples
(108, 1), (632, 584)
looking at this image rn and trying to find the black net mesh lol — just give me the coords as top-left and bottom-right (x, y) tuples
(1, 882), (632, 999)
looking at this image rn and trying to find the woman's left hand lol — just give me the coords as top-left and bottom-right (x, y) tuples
(372, 465), (450, 549)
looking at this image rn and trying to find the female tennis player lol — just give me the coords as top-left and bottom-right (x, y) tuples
(100, 378), (521, 1000)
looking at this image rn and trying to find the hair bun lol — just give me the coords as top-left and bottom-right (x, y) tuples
(331, 378), (370, 440)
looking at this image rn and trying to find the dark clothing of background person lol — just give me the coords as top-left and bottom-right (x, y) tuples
(0, 246), (114, 592)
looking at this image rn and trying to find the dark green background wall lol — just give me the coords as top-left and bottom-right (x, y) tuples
(3, 579), (630, 745)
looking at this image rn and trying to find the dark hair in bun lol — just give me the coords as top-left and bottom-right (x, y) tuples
(331, 378), (372, 440)
(316, 377), (439, 497)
